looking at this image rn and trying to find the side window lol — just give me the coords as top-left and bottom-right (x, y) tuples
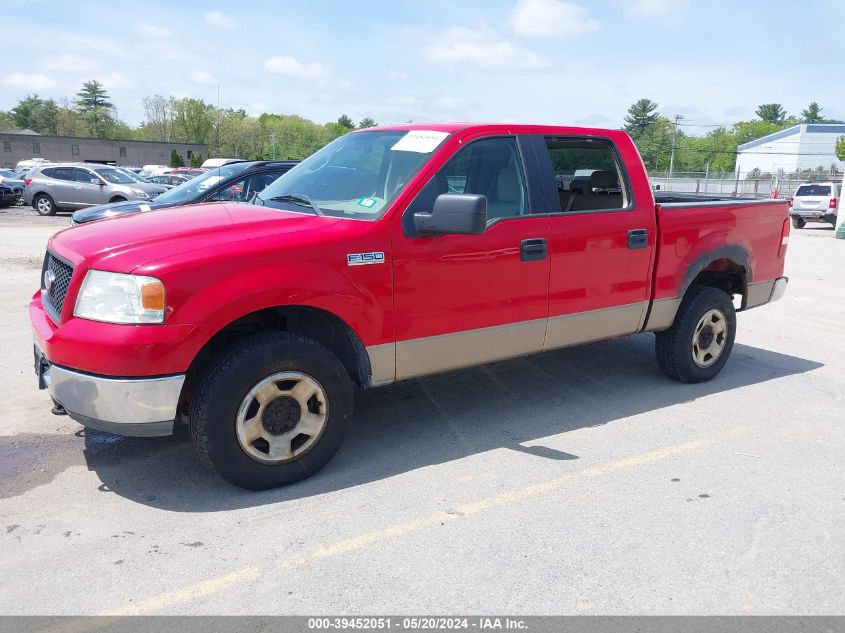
(245, 172), (280, 197)
(74, 169), (96, 183)
(45, 167), (74, 181)
(407, 137), (529, 225)
(542, 138), (629, 213)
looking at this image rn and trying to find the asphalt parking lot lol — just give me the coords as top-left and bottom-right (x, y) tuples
(1, 208), (843, 615)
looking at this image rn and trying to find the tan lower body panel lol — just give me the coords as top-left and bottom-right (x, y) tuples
(543, 302), (647, 350)
(643, 297), (682, 332)
(744, 280), (776, 310)
(394, 318), (546, 381)
(366, 342), (396, 386)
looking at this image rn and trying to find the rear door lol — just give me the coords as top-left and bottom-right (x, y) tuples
(531, 134), (656, 350)
(390, 135), (551, 380)
(42, 167), (76, 206)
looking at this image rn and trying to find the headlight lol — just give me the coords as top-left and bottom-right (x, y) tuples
(74, 270), (165, 324)
(131, 189), (150, 198)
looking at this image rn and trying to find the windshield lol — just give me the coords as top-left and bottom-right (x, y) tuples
(116, 168), (147, 183)
(0, 170), (19, 179)
(795, 185), (832, 196)
(95, 168), (137, 184)
(257, 129), (450, 219)
(154, 164), (247, 204)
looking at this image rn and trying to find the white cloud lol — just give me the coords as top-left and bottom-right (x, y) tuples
(424, 25), (549, 69)
(433, 96), (465, 111)
(264, 56), (327, 79)
(628, 0), (676, 16)
(135, 23), (170, 38)
(1, 73), (57, 91)
(510, 0), (600, 38)
(191, 70), (217, 85)
(99, 72), (132, 90)
(40, 53), (101, 74)
(204, 10), (239, 29)
(387, 70), (408, 81)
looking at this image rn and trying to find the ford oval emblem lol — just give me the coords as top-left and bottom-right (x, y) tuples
(43, 269), (56, 293)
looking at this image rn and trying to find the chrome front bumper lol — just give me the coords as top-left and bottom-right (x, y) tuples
(36, 345), (184, 437)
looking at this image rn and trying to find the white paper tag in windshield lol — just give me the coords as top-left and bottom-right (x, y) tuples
(391, 130), (449, 153)
(139, 204), (151, 212)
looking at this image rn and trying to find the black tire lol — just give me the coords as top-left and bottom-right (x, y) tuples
(0, 203), (10, 209)
(190, 332), (353, 490)
(655, 285), (736, 383)
(34, 194), (57, 216)
(791, 216), (805, 229)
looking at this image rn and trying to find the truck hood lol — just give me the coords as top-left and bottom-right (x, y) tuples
(51, 203), (341, 273)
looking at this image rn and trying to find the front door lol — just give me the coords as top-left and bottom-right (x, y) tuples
(390, 136), (551, 380)
(72, 168), (106, 207)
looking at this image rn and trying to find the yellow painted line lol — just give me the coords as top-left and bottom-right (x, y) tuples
(107, 566), (261, 616)
(99, 429), (743, 616)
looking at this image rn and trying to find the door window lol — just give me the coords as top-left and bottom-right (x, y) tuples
(43, 167), (74, 181)
(74, 169), (97, 183)
(541, 138), (629, 213)
(407, 137), (529, 227)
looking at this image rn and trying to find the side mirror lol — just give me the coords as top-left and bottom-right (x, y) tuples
(413, 193), (487, 237)
(91, 178), (103, 186)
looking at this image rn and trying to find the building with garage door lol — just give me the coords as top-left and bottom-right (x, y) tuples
(0, 130), (207, 169)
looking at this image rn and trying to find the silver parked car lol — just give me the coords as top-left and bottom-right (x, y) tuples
(24, 163), (167, 216)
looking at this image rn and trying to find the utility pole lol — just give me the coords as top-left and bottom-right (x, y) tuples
(668, 114), (684, 179)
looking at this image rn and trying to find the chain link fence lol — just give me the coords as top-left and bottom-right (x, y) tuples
(649, 171), (844, 199)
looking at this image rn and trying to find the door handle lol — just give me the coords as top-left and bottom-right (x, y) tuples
(520, 238), (547, 262)
(627, 229), (648, 250)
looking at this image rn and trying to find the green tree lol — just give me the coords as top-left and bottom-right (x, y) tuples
(358, 117), (377, 129)
(801, 102), (824, 123)
(10, 95), (59, 134)
(75, 80), (116, 138)
(190, 153), (203, 167)
(755, 103), (787, 125)
(172, 98), (215, 145)
(835, 136), (845, 162)
(623, 99), (660, 136)
(142, 95), (176, 142)
(170, 149), (185, 167)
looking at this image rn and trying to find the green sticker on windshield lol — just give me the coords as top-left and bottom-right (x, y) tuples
(358, 197), (377, 208)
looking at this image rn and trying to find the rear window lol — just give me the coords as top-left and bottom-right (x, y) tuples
(795, 185), (832, 196)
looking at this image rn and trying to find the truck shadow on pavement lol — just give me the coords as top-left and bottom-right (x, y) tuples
(80, 334), (822, 510)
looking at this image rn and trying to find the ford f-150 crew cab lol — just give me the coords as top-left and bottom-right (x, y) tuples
(31, 123), (790, 489)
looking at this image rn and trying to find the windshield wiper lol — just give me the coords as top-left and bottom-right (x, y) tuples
(267, 194), (324, 216)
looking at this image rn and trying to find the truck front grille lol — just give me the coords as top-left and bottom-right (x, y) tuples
(42, 251), (74, 322)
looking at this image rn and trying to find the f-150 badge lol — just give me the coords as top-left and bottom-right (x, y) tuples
(347, 252), (385, 266)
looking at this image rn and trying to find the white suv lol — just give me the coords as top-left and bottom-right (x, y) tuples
(789, 181), (839, 228)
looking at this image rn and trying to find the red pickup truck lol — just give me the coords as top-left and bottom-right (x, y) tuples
(31, 123), (790, 489)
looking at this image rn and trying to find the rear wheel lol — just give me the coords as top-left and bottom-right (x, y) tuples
(655, 285), (736, 383)
(34, 194), (56, 216)
(190, 332), (353, 490)
(791, 216), (805, 229)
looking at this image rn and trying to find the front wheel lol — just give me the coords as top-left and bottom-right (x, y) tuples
(655, 286), (736, 383)
(189, 332), (353, 490)
(791, 216), (806, 229)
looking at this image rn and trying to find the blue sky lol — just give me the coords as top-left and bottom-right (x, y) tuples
(3, 0), (843, 133)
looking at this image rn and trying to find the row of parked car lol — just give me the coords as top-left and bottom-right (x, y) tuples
(10, 158), (299, 223)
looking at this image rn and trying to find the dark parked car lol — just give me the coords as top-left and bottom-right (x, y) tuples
(0, 169), (25, 206)
(71, 160), (299, 224)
